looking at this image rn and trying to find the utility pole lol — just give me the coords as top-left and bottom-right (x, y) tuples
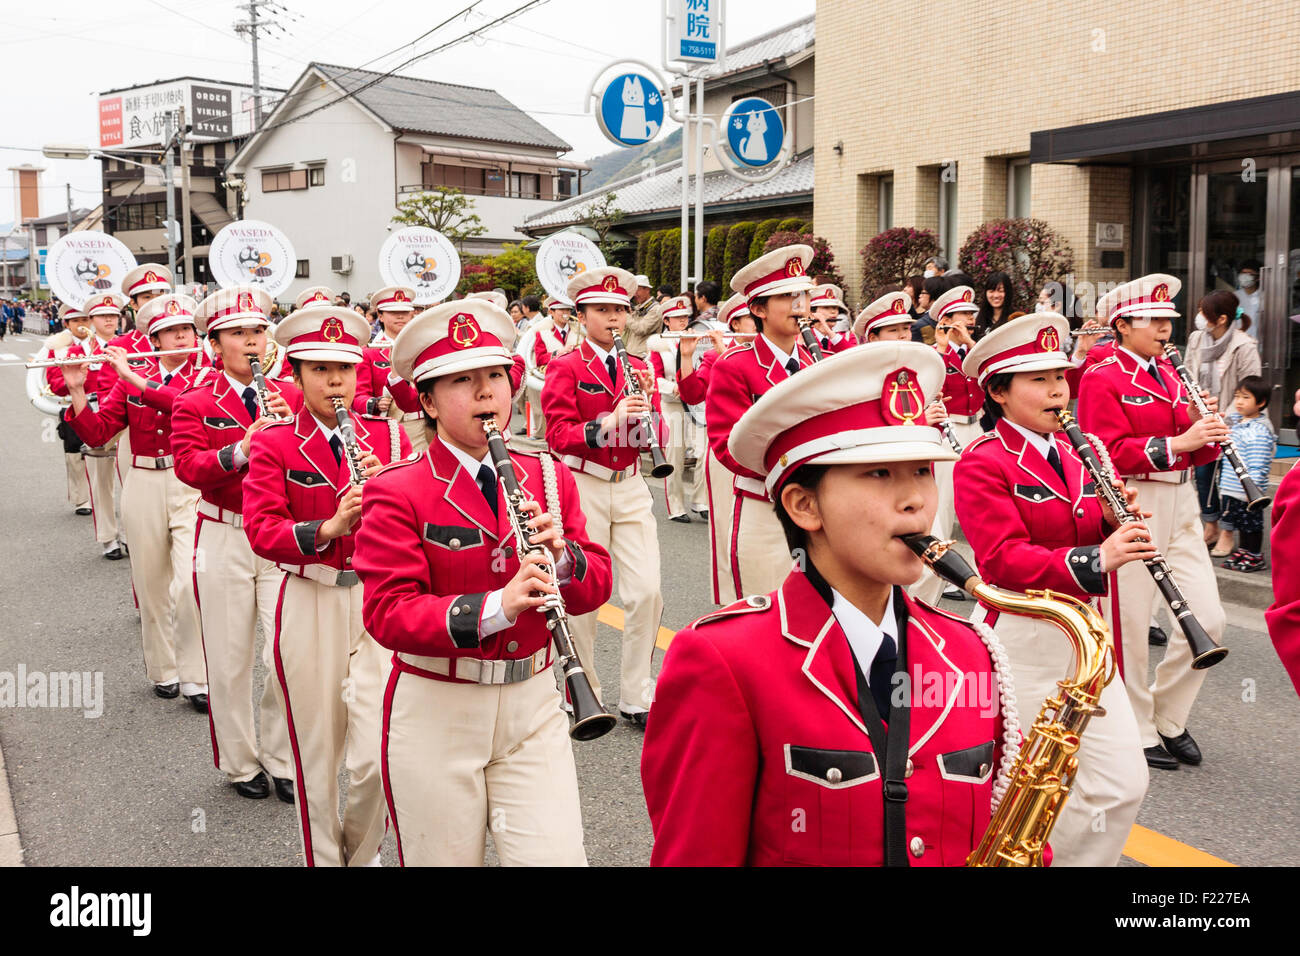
(65, 183), (72, 232)
(234, 1), (279, 129)
(163, 112), (178, 277)
(178, 107), (195, 286)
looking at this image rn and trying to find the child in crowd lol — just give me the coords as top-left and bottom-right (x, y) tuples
(1216, 375), (1275, 572)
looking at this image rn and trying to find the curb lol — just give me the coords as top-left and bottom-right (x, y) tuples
(0, 743), (23, 866)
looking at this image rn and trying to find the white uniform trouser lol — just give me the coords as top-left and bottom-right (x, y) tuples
(383, 668), (587, 866)
(909, 419), (984, 605)
(85, 447), (120, 545)
(686, 416), (708, 513)
(661, 396), (689, 518)
(707, 452), (791, 605)
(972, 605), (1148, 865)
(273, 575), (388, 867)
(65, 452), (90, 508)
(401, 418), (429, 456)
(1105, 479), (1222, 746)
(568, 469), (662, 713)
(121, 466), (205, 686)
(193, 514), (293, 783)
(526, 384), (545, 438)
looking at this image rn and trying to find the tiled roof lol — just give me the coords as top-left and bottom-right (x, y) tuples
(714, 14), (814, 78)
(522, 151), (814, 229)
(311, 62), (571, 152)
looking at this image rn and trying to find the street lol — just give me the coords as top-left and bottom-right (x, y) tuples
(0, 336), (1297, 867)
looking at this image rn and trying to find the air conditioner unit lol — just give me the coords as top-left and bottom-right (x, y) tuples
(331, 254), (353, 274)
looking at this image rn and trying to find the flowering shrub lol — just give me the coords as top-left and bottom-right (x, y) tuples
(958, 218), (1075, 307)
(859, 227), (941, 299)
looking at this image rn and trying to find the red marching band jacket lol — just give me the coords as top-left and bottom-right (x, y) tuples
(171, 371), (304, 515)
(541, 340), (667, 475)
(351, 437), (613, 674)
(241, 409), (412, 574)
(641, 570), (1008, 866)
(954, 419), (1114, 606)
(1076, 349), (1219, 477)
(1265, 466), (1300, 697)
(46, 340), (120, 404)
(938, 344), (983, 418)
(352, 342), (422, 417)
(705, 336), (814, 485)
(1065, 339), (1116, 396)
(64, 357), (206, 461)
(675, 347), (722, 406)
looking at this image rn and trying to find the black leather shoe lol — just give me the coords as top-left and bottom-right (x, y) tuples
(1158, 730), (1202, 766)
(1148, 625), (1168, 646)
(942, 585), (966, 601)
(234, 771), (271, 799)
(695, 509), (708, 520)
(103, 545), (124, 561)
(153, 681), (180, 699)
(619, 709), (649, 729)
(1144, 745), (1180, 771)
(74, 506), (92, 516)
(670, 514), (692, 523)
(185, 693), (208, 714)
(273, 776), (295, 804)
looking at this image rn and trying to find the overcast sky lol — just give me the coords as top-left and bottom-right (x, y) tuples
(0, 0), (814, 225)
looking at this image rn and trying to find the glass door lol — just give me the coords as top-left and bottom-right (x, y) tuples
(1274, 163), (1300, 438)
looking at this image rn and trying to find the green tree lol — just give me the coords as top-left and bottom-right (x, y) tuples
(777, 217), (806, 233)
(643, 231), (664, 288)
(483, 242), (540, 299)
(660, 228), (683, 290)
(704, 225), (728, 283)
(584, 191), (628, 262)
(391, 186), (487, 248)
(723, 221), (757, 290)
(749, 218), (783, 260)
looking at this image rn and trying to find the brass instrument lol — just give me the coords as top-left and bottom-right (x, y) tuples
(903, 533), (1117, 868)
(247, 352), (288, 421)
(330, 397), (368, 487)
(1162, 343), (1271, 511)
(610, 332), (673, 479)
(480, 416), (616, 741)
(1056, 411), (1227, 669)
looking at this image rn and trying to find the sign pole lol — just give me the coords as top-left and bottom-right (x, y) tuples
(693, 73), (705, 288)
(679, 73), (690, 291)
(163, 112), (178, 278)
(179, 107), (195, 286)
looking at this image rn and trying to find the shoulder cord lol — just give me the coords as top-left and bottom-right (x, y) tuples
(388, 418), (400, 462)
(971, 620), (1021, 813)
(537, 451), (564, 539)
(1085, 431), (1116, 477)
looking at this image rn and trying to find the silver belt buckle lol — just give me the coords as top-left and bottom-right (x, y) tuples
(610, 468), (626, 483)
(336, 570), (359, 587)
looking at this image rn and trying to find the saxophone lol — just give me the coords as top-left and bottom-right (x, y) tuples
(903, 534), (1117, 867)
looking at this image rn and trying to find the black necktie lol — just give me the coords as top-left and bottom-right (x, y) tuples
(241, 386), (258, 421)
(605, 354), (618, 388)
(785, 357), (800, 376)
(476, 463), (498, 518)
(868, 633), (898, 721)
(1045, 443), (1067, 487)
(821, 337), (830, 350)
(1146, 362), (1166, 393)
(329, 434), (343, 465)
(162, 373), (173, 387)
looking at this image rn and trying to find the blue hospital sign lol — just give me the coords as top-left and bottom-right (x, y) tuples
(672, 0), (719, 63)
(596, 73), (665, 148)
(723, 97), (784, 169)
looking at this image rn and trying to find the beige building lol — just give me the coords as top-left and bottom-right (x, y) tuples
(814, 0), (1300, 437)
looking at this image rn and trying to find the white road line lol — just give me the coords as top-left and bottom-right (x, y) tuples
(0, 354), (18, 361)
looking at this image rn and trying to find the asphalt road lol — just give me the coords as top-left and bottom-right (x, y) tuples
(0, 335), (1296, 866)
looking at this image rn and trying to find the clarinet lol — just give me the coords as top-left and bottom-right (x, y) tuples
(330, 397), (368, 487)
(932, 404), (964, 454)
(1162, 343), (1271, 511)
(796, 318), (826, 361)
(610, 332), (673, 479)
(246, 352), (288, 421)
(1056, 410), (1228, 669)
(481, 417), (617, 741)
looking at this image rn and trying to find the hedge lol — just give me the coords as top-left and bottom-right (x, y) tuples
(705, 225), (728, 284)
(749, 218), (783, 261)
(723, 221), (757, 291)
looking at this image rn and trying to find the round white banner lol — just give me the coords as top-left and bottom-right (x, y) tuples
(208, 219), (297, 295)
(536, 233), (605, 302)
(378, 227), (461, 305)
(46, 232), (137, 309)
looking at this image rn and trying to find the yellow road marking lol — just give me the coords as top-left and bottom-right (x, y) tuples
(597, 603), (1238, 868)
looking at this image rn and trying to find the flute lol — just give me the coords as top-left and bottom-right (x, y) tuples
(19, 347), (203, 369)
(657, 331), (758, 340)
(1162, 344), (1271, 511)
(1056, 410), (1228, 669)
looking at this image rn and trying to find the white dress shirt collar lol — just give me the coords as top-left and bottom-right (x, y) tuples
(761, 334), (795, 370)
(1118, 345), (1158, 374)
(441, 436), (494, 476)
(586, 338), (614, 366)
(224, 371), (256, 397)
(1004, 419), (1056, 462)
(831, 586), (898, 676)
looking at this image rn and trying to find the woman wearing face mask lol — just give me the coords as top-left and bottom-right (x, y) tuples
(1185, 290), (1260, 551)
(1234, 260), (1262, 345)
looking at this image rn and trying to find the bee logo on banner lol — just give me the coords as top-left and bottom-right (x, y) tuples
(379, 227), (461, 305)
(209, 219), (296, 295)
(535, 233), (606, 302)
(45, 231), (138, 309)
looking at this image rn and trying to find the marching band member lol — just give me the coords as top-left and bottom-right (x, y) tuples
(954, 313), (1151, 865)
(113, 264), (173, 359)
(61, 294), (208, 708)
(243, 306), (410, 866)
(172, 286), (299, 801)
(649, 295), (696, 523)
(808, 283), (854, 354)
(44, 304), (94, 516)
(541, 267), (666, 725)
(524, 296), (577, 439)
(468, 290), (529, 415)
(354, 285), (425, 452)
(642, 342), (1018, 866)
(49, 292), (128, 560)
(353, 299), (612, 866)
(1077, 274), (1227, 770)
(705, 245), (817, 604)
(854, 290), (921, 344)
(1266, 388), (1300, 696)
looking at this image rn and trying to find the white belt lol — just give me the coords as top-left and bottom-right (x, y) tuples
(946, 413), (978, 425)
(397, 647), (550, 685)
(196, 498), (243, 528)
(132, 454), (174, 470)
(560, 454), (635, 483)
(400, 412), (423, 422)
(1134, 470), (1190, 485)
(733, 474), (770, 500)
(277, 562), (359, 587)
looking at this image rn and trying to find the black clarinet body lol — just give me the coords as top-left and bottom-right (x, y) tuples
(797, 319), (826, 362)
(330, 397), (368, 487)
(610, 332), (673, 479)
(481, 418), (616, 740)
(1056, 410), (1228, 669)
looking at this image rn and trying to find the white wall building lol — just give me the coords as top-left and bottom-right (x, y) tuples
(227, 62), (589, 303)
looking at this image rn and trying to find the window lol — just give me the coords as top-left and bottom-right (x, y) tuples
(262, 169), (308, 192)
(878, 177), (894, 232)
(1007, 159), (1031, 217)
(422, 161), (488, 194)
(509, 172), (541, 199)
(309, 166), (325, 187)
(109, 200), (166, 232)
(295, 259), (310, 278)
